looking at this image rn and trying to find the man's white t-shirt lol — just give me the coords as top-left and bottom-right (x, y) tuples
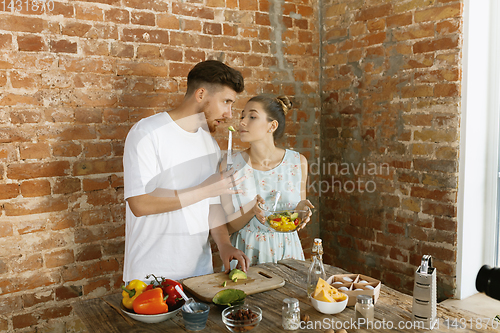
(123, 112), (221, 282)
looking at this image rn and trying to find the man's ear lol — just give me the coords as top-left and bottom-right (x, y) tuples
(194, 87), (207, 103)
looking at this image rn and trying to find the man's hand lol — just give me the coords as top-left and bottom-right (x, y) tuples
(198, 168), (246, 198)
(218, 242), (250, 274)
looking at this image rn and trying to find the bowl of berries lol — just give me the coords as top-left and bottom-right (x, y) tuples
(221, 304), (262, 332)
(259, 202), (309, 233)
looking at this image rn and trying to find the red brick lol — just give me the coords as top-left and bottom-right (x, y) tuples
(117, 61), (169, 77)
(11, 253), (43, 272)
(172, 2), (214, 19)
(59, 56), (114, 74)
(389, 247), (408, 262)
(76, 244), (102, 262)
(356, 4), (392, 21)
(45, 249), (75, 268)
(75, 3), (103, 21)
(11, 71), (41, 89)
(0, 93), (42, 106)
(40, 304), (73, 320)
(121, 28), (169, 44)
(387, 223), (405, 235)
(393, 23), (434, 41)
(415, 3), (461, 23)
(55, 285), (82, 301)
(0, 271), (59, 295)
(387, 13), (412, 27)
(52, 142), (82, 157)
(131, 10), (155, 26)
(19, 142), (49, 160)
(419, 243), (456, 261)
(73, 157), (123, 176)
(47, 1), (74, 18)
(401, 85), (433, 98)
(123, 0), (168, 11)
(204, 22), (222, 35)
(51, 212), (78, 230)
(4, 196), (68, 215)
(437, 19), (461, 34)
(20, 179), (51, 197)
(255, 12), (270, 25)
(435, 83), (459, 97)
(0, 183), (19, 199)
(61, 259), (120, 281)
(0, 221), (13, 237)
(105, 8), (129, 24)
(137, 44), (161, 58)
(39, 124), (97, 141)
(414, 159), (457, 173)
(61, 22), (92, 37)
(13, 313), (37, 329)
(50, 39), (78, 54)
(422, 201), (456, 217)
(110, 42), (134, 58)
(53, 177), (81, 194)
(157, 14), (180, 29)
(413, 36), (459, 53)
(17, 35), (47, 51)
(22, 291), (53, 308)
(182, 19), (202, 32)
(84, 277), (112, 296)
(82, 178), (110, 192)
(0, 14), (45, 33)
(8, 161), (70, 180)
(405, 54), (435, 69)
(434, 217), (457, 232)
(0, 33), (12, 49)
(213, 37), (250, 52)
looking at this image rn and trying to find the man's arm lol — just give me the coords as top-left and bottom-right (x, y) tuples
(209, 204), (250, 273)
(127, 170), (245, 217)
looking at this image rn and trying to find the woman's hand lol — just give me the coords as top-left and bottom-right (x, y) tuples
(295, 199), (314, 231)
(252, 195), (266, 224)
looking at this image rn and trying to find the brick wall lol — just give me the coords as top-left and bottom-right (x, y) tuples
(0, 0), (320, 331)
(321, 0), (462, 301)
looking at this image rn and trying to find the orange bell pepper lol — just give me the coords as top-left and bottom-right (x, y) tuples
(133, 288), (169, 315)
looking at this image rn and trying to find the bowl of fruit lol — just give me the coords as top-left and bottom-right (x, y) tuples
(120, 276), (185, 323)
(259, 202), (309, 233)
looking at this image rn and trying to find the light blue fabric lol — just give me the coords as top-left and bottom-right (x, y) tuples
(229, 149), (305, 267)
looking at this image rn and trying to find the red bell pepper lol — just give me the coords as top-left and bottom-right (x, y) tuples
(161, 279), (183, 307)
(133, 288), (169, 315)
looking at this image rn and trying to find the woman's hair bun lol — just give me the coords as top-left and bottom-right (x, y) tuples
(276, 96), (292, 115)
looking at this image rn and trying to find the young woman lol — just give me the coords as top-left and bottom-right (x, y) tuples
(221, 95), (314, 266)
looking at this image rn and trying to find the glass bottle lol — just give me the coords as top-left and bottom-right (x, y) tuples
(355, 295), (374, 327)
(306, 238), (326, 297)
(282, 298), (300, 330)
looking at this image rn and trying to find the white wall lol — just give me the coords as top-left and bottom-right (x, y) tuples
(457, 0), (500, 299)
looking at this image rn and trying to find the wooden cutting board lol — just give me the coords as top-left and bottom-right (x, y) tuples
(182, 267), (285, 303)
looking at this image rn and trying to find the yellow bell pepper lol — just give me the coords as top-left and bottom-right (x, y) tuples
(121, 279), (148, 309)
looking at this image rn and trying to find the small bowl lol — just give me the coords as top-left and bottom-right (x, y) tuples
(120, 300), (184, 324)
(259, 202), (309, 233)
(222, 304), (262, 332)
(310, 295), (348, 315)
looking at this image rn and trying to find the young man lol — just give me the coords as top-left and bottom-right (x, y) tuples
(123, 60), (250, 282)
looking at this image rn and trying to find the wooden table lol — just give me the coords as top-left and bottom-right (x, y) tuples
(73, 259), (498, 332)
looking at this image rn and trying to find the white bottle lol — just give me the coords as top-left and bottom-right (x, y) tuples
(306, 238), (326, 297)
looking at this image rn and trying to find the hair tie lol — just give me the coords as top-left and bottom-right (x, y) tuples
(276, 98), (289, 115)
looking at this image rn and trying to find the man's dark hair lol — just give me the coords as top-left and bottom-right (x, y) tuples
(186, 60), (244, 96)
